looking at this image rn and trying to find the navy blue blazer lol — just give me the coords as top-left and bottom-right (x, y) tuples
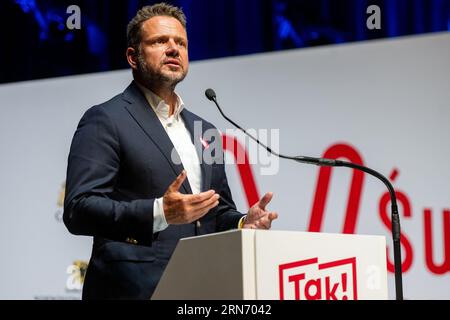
(63, 81), (244, 299)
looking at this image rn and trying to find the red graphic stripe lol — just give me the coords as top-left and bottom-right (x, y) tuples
(222, 134), (260, 207)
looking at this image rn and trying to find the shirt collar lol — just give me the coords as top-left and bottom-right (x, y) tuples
(136, 82), (185, 121)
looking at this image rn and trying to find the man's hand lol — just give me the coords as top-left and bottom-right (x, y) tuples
(243, 192), (278, 229)
(163, 170), (220, 224)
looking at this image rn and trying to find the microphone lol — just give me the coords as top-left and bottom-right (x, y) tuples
(205, 88), (404, 300)
(205, 89), (337, 166)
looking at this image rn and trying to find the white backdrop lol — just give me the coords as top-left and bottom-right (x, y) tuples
(0, 32), (449, 299)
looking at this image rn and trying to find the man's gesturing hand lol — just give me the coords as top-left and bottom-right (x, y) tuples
(163, 170), (220, 224)
(243, 192), (278, 229)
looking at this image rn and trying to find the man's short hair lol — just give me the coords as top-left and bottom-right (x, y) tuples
(127, 2), (187, 50)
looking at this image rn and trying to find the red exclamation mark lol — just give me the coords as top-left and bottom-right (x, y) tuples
(341, 273), (348, 300)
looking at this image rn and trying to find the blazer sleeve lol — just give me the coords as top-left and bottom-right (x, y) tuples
(212, 133), (245, 231)
(63, 106), (154, 246)
(214, 165), (245, 232)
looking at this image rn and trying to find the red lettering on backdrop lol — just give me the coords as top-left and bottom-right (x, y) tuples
(308, 143), (365, 233)
(424, 209), (450, 274)
(222, 134), (260, 207)
(223, 136), (449, 277)
(378, 172), (414, 273)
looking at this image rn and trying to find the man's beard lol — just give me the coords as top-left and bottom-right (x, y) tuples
(136, 54), (187, 90)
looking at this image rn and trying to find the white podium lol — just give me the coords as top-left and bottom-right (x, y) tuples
(151, 229), (388, 300)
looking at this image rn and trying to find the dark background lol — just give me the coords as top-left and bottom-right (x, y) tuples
(1, 0), (449, 84)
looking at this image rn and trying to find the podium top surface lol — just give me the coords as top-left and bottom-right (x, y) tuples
(180, 229), (386, 242)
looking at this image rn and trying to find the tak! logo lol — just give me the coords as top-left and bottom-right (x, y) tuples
(278, 257), (358, 300)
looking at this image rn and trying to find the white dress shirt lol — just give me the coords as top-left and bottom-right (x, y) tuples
(136, 83), (202, 233)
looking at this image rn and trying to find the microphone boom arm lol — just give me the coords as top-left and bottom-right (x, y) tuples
(206, 89), (403, 300)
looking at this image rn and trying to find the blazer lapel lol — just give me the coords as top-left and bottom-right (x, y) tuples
(122, 82), (192, 194)
(181, 110), (212, 192)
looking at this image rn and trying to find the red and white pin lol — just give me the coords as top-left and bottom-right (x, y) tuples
(200, 137), (210, 149)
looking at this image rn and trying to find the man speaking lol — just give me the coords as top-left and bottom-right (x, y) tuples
(63, 3), (278, 299)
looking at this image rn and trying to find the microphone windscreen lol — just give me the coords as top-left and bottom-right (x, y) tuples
(205, 88), (216, 101)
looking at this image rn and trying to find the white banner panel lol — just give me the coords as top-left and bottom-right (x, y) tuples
(0, 32), (449, 299)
